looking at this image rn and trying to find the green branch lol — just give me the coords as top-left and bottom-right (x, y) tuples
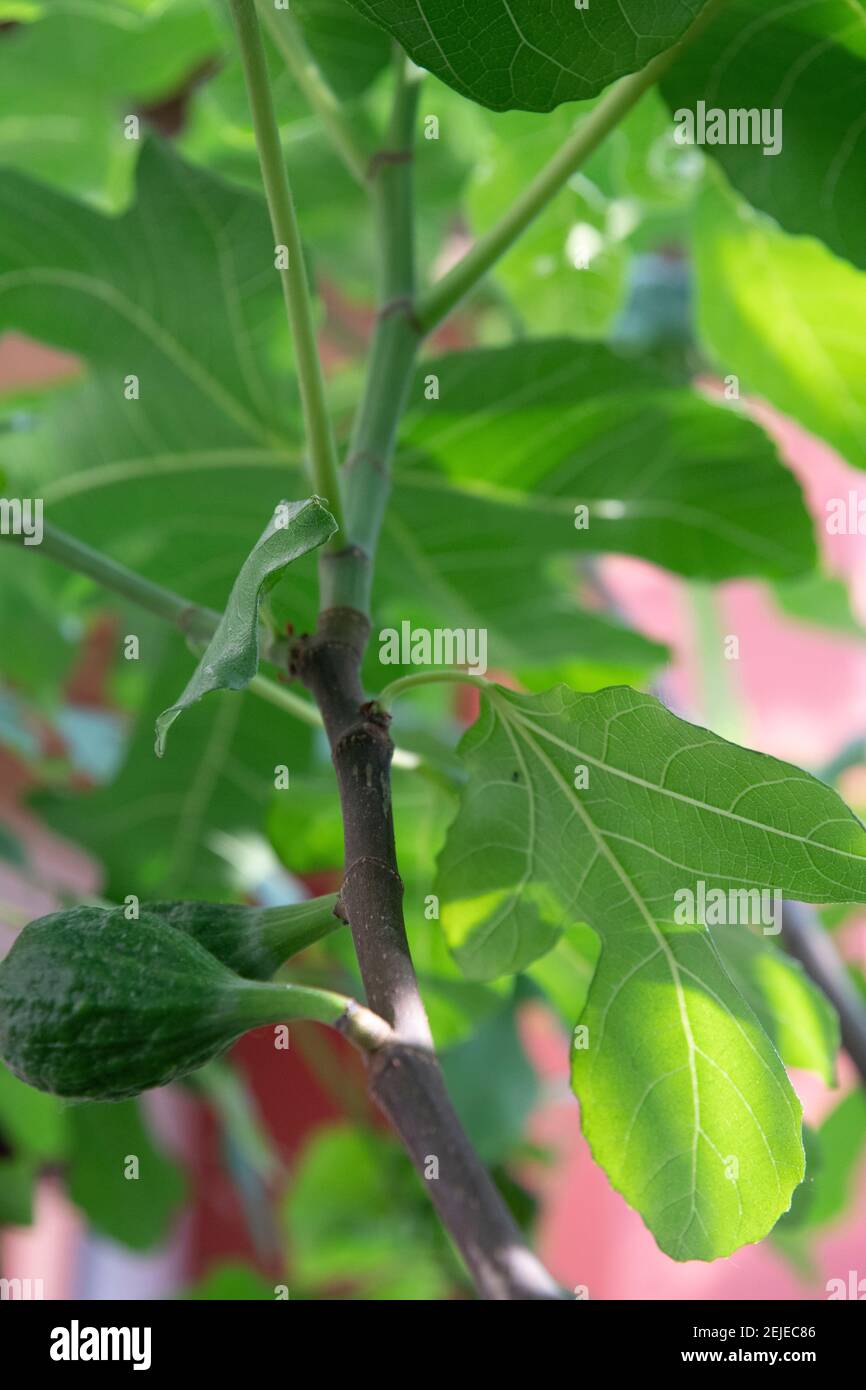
(255, 0), (372, 187)
(9, 522), (324, 729)
(230, 0), (345, 539)
(326, 48), (423, 614)
(246, 981), (393, 1053)
(32, 522), (220, 645)
(415, 0), (729, 332)
(377, 669), (492, 711)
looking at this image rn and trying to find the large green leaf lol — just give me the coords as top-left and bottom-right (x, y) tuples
(0, 1), (220, 210)
(155, 497), (336, 755)
(437, 682), (866, 976)
(398, 340), (816, 580)
(662, 0), (866, 270)
(435, 682), (866, 1258)
(693, 177), (866, 471)
(0, 139), (296, 452)
(343, 0), (714, 111)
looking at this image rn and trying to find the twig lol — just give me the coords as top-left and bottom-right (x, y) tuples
(781, 900), (866, 1091)
(230, 0), (345, 538)
(254, 0), (372, 187)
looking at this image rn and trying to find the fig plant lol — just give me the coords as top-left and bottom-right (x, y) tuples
(1, 0), (865, 1299)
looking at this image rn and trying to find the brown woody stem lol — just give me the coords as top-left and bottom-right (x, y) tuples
(291, 607), (564, 1300)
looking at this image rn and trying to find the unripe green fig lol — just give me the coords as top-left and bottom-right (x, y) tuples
(0, 906), (353, 1102)
(145, 894), (340, 980)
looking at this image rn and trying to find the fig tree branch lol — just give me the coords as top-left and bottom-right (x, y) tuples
(230, 0), (345, 538)
(322, 46), (424, 614)
(292, 609), (564, 1299)
(254, 0), (373, 188)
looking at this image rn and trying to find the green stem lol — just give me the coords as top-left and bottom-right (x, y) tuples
(415, 0), (729, 332)
(230, 0), (345, 540)
(256, 893), (341, 954)
(245, 979), (393, 1053)
(247, 672), (323, 729)
(26, 522), (220, 645)
(377, 668), (493, 711)
(324, 48), (423, 614)
(255, 0), (372, 187)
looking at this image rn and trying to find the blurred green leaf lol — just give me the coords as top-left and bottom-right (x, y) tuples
(808, 1089), (866, 1231)
(182, 1261), (277, 1300)
(525, 921), (600, 1026)
(0, 1), (220, 210)
(772, 573), (863, 638)
(0, 1157), (34, 1225)
(0, 139), (297, 462)
(693, 177), (866, 471)
(284, 1123), (454, 1298)
(0, 1061), (67, 1159)
(269, 0), (390, 99)
(440, 996), (538, 1163)
(463, 103), (627, 337)
(774, 1090), (866, 1267)
(39, 635), (318, 900)
(399, 339), (816, 581)
(67, 1098), (186, 1250)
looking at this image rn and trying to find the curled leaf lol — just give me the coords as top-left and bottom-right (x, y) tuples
(156, 497), (336, 755)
